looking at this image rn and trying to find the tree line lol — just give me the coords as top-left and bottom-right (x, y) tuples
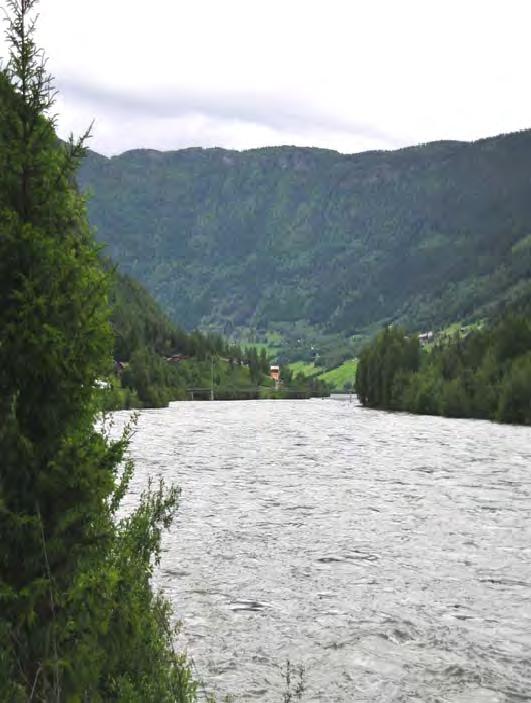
(356, 317), (531, 425)
(108, 271), (282, 407)
(107, 275), (328, 407)
(111, 269), (256, 364)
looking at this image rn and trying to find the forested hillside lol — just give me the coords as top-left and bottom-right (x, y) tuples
(109, 267), (237, 362)
(79, 131), (531, 350)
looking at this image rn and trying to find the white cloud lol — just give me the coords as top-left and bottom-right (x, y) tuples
(1, 0), (530, 155)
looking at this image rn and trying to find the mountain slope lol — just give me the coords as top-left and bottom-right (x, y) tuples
(78, 131), (531, 345)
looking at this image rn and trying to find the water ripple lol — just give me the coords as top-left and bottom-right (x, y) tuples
(115, 398), (531, 702)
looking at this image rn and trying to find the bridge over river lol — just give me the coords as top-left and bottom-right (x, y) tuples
(185, 386), (320, 400)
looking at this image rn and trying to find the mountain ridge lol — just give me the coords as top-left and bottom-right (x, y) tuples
(89, 127), (531, 161)
(78, 127), (531, 357)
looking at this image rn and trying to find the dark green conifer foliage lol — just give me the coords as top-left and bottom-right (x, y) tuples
(356, 318), (531, 425)
(0, 2), (196, 699)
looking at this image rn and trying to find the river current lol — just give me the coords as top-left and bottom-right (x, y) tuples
(117, 398), (531, 702)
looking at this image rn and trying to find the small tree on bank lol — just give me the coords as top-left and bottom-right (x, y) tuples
(0, 1), (196, 700)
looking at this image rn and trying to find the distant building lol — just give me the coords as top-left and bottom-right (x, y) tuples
(270, 364), (280, 387)
(166, 353), (190, 364)
(418, 331), (434, 346)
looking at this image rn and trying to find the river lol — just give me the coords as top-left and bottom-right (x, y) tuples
(117, 398), (531, 702)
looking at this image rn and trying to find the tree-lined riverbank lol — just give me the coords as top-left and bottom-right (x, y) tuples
(356, 317), (531, 424)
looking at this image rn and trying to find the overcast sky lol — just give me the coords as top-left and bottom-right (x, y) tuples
(1, 0), (530, 156)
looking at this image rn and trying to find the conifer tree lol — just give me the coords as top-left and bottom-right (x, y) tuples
(0, 2), (196, 699)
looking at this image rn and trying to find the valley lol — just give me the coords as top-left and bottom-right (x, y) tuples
(79, 130), (531, 368)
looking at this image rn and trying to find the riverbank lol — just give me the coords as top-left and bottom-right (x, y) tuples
(356, 317), (531, 425)
(101, 358), (330, 410)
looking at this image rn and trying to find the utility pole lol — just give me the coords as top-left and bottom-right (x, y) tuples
(210, 355), (214, 401)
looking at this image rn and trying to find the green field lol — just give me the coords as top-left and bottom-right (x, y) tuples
(288, 358), (358, 391)
(288, 360), (319, 377)
(318, 359), (358, 390)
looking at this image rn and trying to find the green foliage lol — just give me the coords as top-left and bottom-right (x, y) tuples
(0, 3), (196, 699)
(107, 270), (276, 407)
(109, 268), (242, 363)
(104, 279), (329, 406)
(497, 352), (531, 424)
(356, 316), (531, 425)
(78, 128), (531, 347)
(356, 327), (420, 408)
(121, 347), (186, 407)
(110, 269), (188, 361)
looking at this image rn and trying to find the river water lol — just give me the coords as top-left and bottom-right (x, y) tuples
(117, 398), (531, 702)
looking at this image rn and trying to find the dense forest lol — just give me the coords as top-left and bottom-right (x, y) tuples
(355, 317), (531, 425)
(78, 132), (531, 356)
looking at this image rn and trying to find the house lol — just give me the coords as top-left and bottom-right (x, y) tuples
(270, 364), (280, 386)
